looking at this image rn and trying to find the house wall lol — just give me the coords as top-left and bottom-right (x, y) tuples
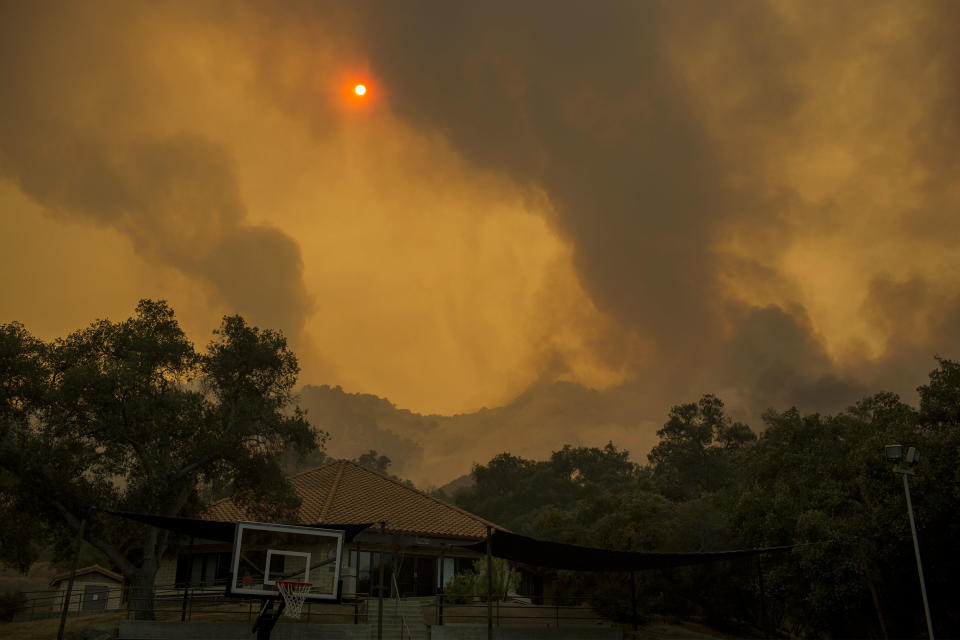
(158, 536), (491, 600)
(155, 558), (178, 588)
(342, 540), (485, 598)
(51, 575), (122, 612)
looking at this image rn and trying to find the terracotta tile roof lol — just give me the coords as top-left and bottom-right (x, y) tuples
(205, 460), (504, 540)
(50, 564), (124, 586)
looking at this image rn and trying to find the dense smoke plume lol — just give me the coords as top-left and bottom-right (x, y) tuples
(0, 4), (313, 339)
(3, 1), (960, 482)
(350, 0), (960, 414)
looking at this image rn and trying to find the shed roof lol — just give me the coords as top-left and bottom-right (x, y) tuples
(50, 564), (123, 587)
(205, 460), (502, 540)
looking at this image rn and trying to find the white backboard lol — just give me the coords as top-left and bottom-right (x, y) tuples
(228, 521), (345, 601)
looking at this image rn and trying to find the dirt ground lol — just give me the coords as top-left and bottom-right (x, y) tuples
(0, 612), (123, 640)
(632, 620), (740, 639)
(1, 616), (742, 640)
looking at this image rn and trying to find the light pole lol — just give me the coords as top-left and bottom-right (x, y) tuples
(885, 445), (934, 639)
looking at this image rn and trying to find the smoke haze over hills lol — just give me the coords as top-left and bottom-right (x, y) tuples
(3, 1), (960, 483)
(299, 381), (664, 487)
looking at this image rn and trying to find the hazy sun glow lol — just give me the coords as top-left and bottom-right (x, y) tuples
(354, 84), (366, 96)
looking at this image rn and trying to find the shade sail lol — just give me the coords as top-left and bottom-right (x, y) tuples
(463, 529), (796, 572)
(105, 510), (372, 543)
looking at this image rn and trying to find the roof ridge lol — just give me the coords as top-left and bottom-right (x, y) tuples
(288, 458), (338, 481)
(204, 460), (340, 518)
(205, 494), (232, 511)
(318, 460), (346, 522)
(338, 459), (507, 532)
(50, 564), (124, 586)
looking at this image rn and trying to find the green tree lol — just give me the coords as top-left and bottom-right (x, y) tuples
(457, 444), (641, 535)
(549, 443), (640, 494)
(917, 356), (960, 427)
(648, 394), (755, 500)
(0, 300), (323, 619)
(355, 450), (392, 473)
(0, 322), (50, 571)
(735, 383), (960, 638)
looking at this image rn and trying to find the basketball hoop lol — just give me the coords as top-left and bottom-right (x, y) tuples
(276, 580), (312, 618)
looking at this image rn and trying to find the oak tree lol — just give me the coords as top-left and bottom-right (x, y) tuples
(0, 300), (322, 618)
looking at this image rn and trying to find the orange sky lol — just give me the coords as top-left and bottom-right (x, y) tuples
(2, 1), (959, 431)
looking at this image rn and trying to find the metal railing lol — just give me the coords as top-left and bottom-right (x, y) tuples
(143, 584), (367, 623)
(427, 595), (612, 628)
(12, 584), (367, 624)
(13, 585), (614, 630)
(389, 573), (414, 639)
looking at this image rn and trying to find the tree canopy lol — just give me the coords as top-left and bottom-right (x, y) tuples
(454, 363), (960, 637)
(0, 300), (323, 618)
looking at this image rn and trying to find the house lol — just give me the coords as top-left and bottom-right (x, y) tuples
(49, 564), (124, 613)
(160, 460), (536, 599)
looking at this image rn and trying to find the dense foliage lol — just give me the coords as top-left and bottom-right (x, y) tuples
(0, 300), (322, 618)
(454, 369), (960, 638)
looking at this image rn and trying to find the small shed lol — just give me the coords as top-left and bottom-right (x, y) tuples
(49, 564), (124, 613)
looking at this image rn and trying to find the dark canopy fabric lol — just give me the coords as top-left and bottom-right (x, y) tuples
(105, 510), (372, 543)
(463, 529), (796, 572)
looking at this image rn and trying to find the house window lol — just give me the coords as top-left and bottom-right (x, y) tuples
(438, 557), (455, 589)
(348, 550), (385, 596)
(454, 557), (476, 574)
(516, 567), (544, 604)
(346, 551), (480, 597)
(438, 557), (478, 590)
(175, 552), (232, 587)
(393, 555), (436, 597)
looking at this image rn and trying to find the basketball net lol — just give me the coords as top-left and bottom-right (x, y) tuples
(276, 580), (312, 618)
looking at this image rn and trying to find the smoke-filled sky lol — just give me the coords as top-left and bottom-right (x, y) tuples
(3, 1), (959, 443)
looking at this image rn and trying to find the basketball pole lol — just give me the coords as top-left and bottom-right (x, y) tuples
(487, 525), (493, 640)
(378, 521), (386, 640)
(627, 537), (637, 633)
(438, 543), (445, 626)
(180, 536), (194, 622)
(57, 517), (86, 640)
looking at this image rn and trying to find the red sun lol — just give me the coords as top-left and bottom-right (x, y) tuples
(336, 68), (378, 110)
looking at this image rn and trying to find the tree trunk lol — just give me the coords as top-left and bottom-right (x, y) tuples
(129, 557), (159, 620)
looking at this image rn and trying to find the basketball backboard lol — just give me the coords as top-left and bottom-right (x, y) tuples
(228, 521), (345, 601)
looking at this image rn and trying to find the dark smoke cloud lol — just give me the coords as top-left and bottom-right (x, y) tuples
(4, 0), (960, 475)
(0, 3), (312, 337)
(331, 1), (814, 411)
(356, 1), (726, 366)
(334, 0), (960, 416)
(859, 275), (960, 396)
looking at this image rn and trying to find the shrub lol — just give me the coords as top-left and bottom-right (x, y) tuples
(443, 558), (521, 603)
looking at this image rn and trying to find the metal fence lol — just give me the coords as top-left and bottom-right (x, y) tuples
(13, 584), (366, 624)
(13, 584), (614, 629)
(425, 596), (611, 628)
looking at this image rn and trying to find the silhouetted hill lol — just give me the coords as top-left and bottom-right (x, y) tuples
(433, 473), (474, 500)
(296, 385), (433, 481)
(296, 381), (660, 487)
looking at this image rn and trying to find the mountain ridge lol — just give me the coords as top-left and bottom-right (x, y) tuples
(296, 380), (661, 487)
